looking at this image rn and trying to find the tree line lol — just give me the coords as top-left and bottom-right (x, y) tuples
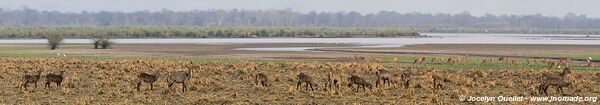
(0, 27), (420, 39)
(1, 7), (599, 30)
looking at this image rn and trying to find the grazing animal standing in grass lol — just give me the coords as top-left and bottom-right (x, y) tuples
(457, 55), (468, 64)
(297, 73), (318, 91)
(481, 58), (493, 65)
(254, 73), (270, 88)
(353, 56), (367, 62)
(372, 58), (383, 63)
(22, 70), (43, 91)
(325, 71), (342, 91)
(45, 71), (66, 89)
(413, 57), (426, 65)
(538, 67), (571, 95)
(538, 79), (571, 96)
(347, 75), (372, 92)
(136, 72), (160, 91)
(392, 58), (398, 63)
(587, 59), (595, 70)
(430, 57), (443, 64)
(545, 67), (571, 80)
(375, 69), (393, 87)
(526, 58), (538, 66)
(432, 75), (446, 92)
(509, 58), (519, 65)
(400, 72), (411, 88)
(448, 55), (467, 64)
(541, 58), (550, 65)
(388, 73), (402, 88)
(547, 61), (559, 69)
(559, 58), (571, 68)
(501, 58), (518, 65)
(167, 69), (192, 92)
(447, 57), (458, 64)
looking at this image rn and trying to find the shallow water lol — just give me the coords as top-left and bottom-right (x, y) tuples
(1, 33), (599, 51)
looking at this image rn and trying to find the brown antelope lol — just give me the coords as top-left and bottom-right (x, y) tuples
(45, 71), (66, 89)
(400, 72), (411, 88)
(325, 71), (342, 91)
(541, 58), (550, 65)
(413, 57), (426, 65)
(375, 69), (393, 87)
(431, 57), (443, 64)
(388, 74), (402, 88)
(559, 58), (571, 68)
(526, 58), (538, 66)
(254, 73), (271, 88)
(372, 58), (383, 63)
(432, 74), (447, 92)
(297, 73), (318, 91)
(504, 58), (518, 65)
(587, 59), (595, 70)
(22, 70), (43, 91)
(457, 55), (468, 64)
(447, 56), (464, 64)
(481, 58), (493, 65)
(136, 72), (160, 91)
(541, 67), (571, 84)
(167, 69), (192, 92)
(447, 57), (458, 64)
(353, 56), (367, 62)
(538, 79), (571, 96)
(347, 75), (372, 92)
(547, 61), (559, 69)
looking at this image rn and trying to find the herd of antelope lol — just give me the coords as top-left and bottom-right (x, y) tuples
(254, 68), (411, 92)
(21, 70), (66, 91)
(21, 68), (193, 92)
(20, 55), (596, 97)
(409, 55), (596, 70)
(350, 55), (596, 95)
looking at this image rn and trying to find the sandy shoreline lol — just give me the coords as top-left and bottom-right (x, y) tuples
(1, 43), (598, 61)
(336, 44), (600, 54)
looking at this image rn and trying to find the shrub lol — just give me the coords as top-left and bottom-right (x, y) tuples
(93, 39), (101, 49)
(100, 39), (113, 49)
(46, 34), (64, 50)
(91, 34), (114, 49)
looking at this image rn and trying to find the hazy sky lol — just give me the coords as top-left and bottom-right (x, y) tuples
(1, 0), (598, 17)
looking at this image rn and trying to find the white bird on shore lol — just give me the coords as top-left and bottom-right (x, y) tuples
(57, 52), (66, 57)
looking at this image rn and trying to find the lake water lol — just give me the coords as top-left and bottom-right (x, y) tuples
(1, 33), (599, 51)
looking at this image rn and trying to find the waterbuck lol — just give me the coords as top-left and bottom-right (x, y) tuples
(254, 73), (270, 88)
(136, 72), (160, 91)
(22, 70), (43, 91)
(347, 75), (372, 92)
(45, 71), (66, 89)
(297, 72), (318, 91)
(167, 69), (192, 92)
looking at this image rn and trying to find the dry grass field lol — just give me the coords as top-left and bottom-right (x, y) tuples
(1, 57), (599, 104)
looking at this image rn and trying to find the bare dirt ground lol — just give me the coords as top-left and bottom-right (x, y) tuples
(325, 44), (600, 55)
(1, 43), (384, 62)
(1, 43), (598, 62)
